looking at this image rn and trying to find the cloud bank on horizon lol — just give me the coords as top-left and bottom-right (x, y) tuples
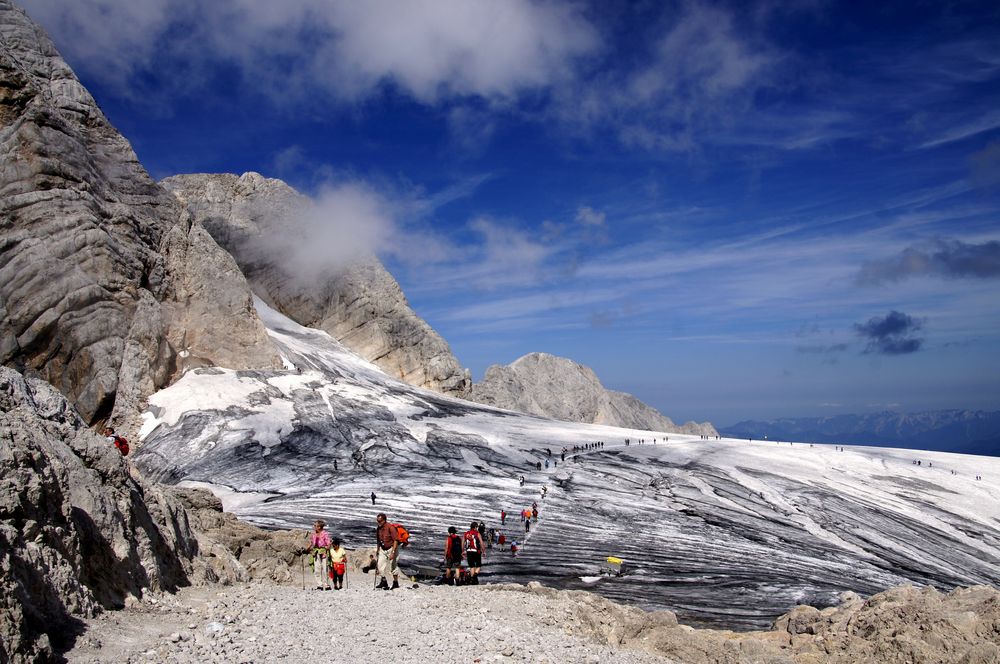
(19, 0), (1000, 423)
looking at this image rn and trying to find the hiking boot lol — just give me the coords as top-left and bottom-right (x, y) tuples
(390, 580), (400, 590)
(376, 579), (389, 590)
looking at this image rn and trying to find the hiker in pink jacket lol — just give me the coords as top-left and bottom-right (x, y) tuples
(309, 520), (333, 590)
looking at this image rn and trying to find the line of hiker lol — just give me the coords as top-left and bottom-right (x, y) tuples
(569, 441), (605, 452)
(439, 516), (524, 585)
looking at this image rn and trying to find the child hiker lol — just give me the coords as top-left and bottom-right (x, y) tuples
(330, 537), (348, 590)
(309, 520), (333, 590)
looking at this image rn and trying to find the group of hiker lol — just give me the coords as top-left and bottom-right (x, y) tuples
(307, 495), (545, 591)
(305, 512), (408, 591)
(443, 522), (486, 585)
(307, 520), (349, 591)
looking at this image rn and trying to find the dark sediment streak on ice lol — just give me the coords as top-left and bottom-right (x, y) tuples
(136, 303), (1000, 630)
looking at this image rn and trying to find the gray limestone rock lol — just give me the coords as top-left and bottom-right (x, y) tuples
(0, 366), (204, 664)
(468, 352), (716, 434)
(0, 1), (280, 428)
(161, 171), (471, 396)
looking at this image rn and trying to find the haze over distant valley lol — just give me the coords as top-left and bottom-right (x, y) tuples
(721, 410), (1000, 457)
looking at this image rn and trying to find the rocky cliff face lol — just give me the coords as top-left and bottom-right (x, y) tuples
(0, 366), (210, 663)
(161, 172), (472, 397)
(0, 2), (280, 428)
(468, 352), (716, 435)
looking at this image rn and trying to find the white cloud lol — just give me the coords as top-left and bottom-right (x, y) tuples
(575, 206), (606, 227)
(253, 181), (397, 281)
(21, 0), (599, 105)
(467, 217), (550, 281)
(20, 0), (170, 91)
(553, 4), (779, 152)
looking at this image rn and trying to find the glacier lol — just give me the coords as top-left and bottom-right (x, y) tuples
(135, 299), (1000, 629)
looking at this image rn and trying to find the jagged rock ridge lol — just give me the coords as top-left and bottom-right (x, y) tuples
(161, 172), (471, 397)
(0, 1), (281, 428)
(468, 352), (716, 435)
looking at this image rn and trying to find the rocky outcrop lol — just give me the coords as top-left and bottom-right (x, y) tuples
(468, 352), (716, 434)
(508, 582), (1000, 664)
(168, 487), (308, 585)
(0, 366), (209, 664)
(161, 172), (471, 396)
(169, 487), (385, 592)
(0, 2), (280, 428)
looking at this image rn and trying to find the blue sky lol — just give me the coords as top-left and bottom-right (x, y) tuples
(22, 0), (1000, 424)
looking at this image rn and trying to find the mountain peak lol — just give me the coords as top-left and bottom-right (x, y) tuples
(469, 351), (715, 435)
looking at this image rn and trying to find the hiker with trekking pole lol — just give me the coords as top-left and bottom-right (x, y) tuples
(307, 520), (333, 590)
(374, 512), (408, 590)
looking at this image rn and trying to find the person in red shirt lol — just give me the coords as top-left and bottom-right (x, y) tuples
(463, 521), (485, 585)
(375, 513), (401, 590)
(442, 526), (463, 585)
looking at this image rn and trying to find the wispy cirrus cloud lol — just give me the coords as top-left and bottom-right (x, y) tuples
(552, 3), (783, 152)
(917, 110), (1000, 150)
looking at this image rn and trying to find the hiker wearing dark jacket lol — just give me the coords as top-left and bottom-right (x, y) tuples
(443, 526), (463, 585)
(464, 521), (486, 584)
(375, 513), (401, 590)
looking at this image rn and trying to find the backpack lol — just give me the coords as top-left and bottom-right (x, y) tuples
(447, 534), (463, 560)
(464, 530), (480, 552)
(113, 435), (130, 456)
(391, 523), (410, 547)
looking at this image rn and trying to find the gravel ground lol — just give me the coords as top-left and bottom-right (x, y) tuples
(65, 575), (675, 664)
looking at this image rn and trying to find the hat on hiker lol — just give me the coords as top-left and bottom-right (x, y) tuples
(448, 526), (457, 534)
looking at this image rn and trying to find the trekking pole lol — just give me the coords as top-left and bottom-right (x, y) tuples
(301, 552), (305, 590)
(373, 533), (379, 590)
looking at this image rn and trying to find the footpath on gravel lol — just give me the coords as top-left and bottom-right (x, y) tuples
(65, 576), (674, 664)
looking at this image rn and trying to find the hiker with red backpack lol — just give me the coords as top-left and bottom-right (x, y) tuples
(442, 526), (463, 585)
(375, 513), (404, 590)
(104, 427), (129, 456)
(464, 521), (485, 585)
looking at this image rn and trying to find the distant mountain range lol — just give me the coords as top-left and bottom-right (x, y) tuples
(720, 410), (1000, 456)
